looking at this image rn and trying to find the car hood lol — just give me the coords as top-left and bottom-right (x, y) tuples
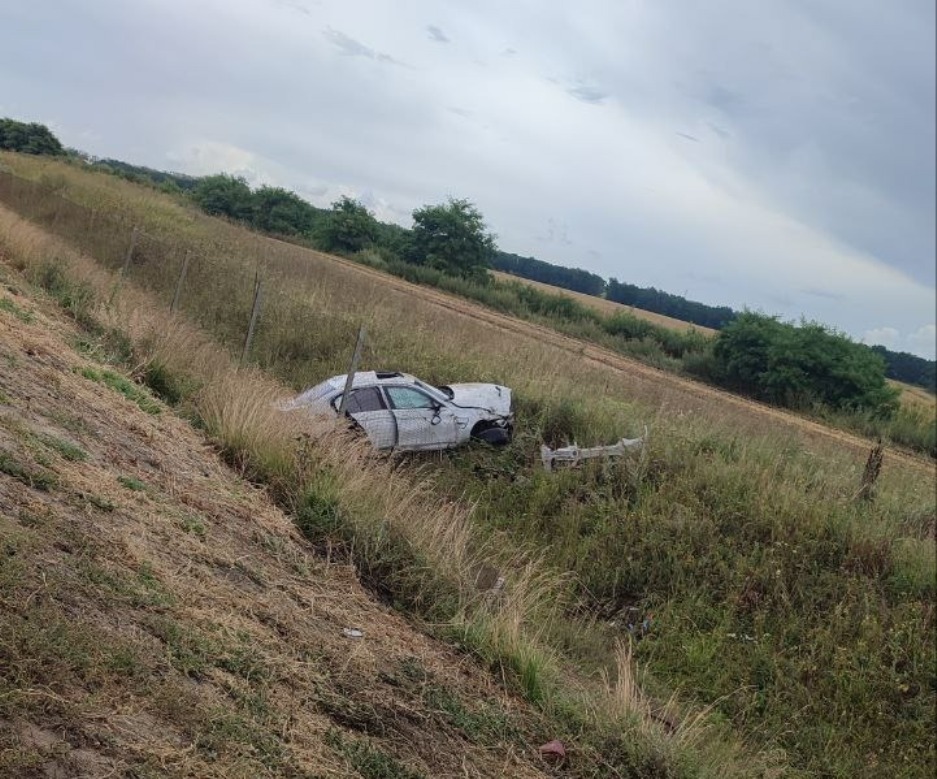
(447, 383), (512, 417)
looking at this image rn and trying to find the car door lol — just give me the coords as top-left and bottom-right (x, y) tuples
(384, 385), (458, 450)
(336, 386), (397, 449)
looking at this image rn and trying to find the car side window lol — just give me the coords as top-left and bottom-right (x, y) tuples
(385, 386), (436, 410)
(342, 387), (387, 413)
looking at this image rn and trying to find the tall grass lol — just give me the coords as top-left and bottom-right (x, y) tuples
(0, 204), (772, 777)
(1, 153), (935, 777)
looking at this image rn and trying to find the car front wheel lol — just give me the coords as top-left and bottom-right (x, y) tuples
(471, 423), (512, 446)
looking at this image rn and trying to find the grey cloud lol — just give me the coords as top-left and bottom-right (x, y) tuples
(707, 122), (731, 140)
(322, 27), (403, 65)
(704, 84), (747, 116)
(426, 25), (449, 43)
(271, 0), (315, 16)
(801, 287), (845, 301)
(676, 131), (700, 142)
(567, 84), (608, 104)
(648, 0), (935, 287)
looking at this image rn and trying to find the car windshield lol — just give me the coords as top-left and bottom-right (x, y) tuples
(413, 379), (448, 401)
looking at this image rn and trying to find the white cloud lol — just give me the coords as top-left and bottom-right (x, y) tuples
(863, 325), (936, 360)
(863, 327), (901, 350)
(166, 141), (263, 182)
(907, 325), (937, 360)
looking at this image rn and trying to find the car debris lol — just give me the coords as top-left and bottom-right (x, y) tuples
(280, 371), (514, 452)
(538, 739), (567, 763)
(540, 426), (648, 472)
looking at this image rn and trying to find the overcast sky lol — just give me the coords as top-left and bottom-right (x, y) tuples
(2, 0), (935, 358)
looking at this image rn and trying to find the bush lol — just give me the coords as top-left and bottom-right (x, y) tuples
(713, 312), (899, 416)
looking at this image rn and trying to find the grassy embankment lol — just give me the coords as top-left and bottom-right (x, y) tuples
(0, 258), (567, 777)
(0, 184), (762, 776)
(1, 152), (935, 777)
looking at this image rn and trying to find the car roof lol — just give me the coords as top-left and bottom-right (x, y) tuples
(324, 371), (415, 391)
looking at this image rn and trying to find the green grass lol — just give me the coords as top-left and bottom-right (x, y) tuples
(326, 731), (425, 779)
(79, 366), (162, 415)
(0, 295), (34, 323)
(117, 474), (147, 491)
(177, 512), (207, 540)
(36, 432), (87, 462)
(0, 450), (58, 491)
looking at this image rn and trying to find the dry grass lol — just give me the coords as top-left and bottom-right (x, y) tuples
(0, 215), (560, 778)
(491, 270), (719, 336)
(890, 379), (937, 412)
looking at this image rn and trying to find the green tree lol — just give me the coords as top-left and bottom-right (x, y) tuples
(713, 312), (899, 416)
(408, 198), (495, 280)
(317, 196), (379, 253)
(252, 186), (318, 236)
(0, 118), (65, 156)
(191, 174), (255, 222)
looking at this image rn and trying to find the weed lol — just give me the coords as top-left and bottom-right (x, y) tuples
(177, 512), (206, 540)
(117, 475), (146, 491)
(424, 685), (519, 745)
(145, 617), (214, 680)
(326, 731), (424, 779)
(36, 262), (95, 327)
(0, 450), (58, 491)
(79, 366), (161, 415)
(83, 493), (115, 512)
(50, 410), (92, 436)
(0, 296), (33, 322)
(36, 432), (87, 462)
(195, 709), (285, 769)
(17, 507), (51, 527)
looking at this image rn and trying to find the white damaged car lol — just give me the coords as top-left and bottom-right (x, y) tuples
(282, 371), (514, 451)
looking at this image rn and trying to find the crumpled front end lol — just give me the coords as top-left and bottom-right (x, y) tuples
(446, 383), (513, 422)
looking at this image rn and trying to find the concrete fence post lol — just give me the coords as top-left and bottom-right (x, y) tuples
(240, 270), (264, 366)
(338, 325), (367, 415)
(170, 250), (192, 314)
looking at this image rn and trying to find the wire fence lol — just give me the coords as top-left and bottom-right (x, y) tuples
(0, 169), (296, 365)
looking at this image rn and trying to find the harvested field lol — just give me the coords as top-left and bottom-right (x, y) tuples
(490, 270), (718, 336)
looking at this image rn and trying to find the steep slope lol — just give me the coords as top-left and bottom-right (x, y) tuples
(0, 266), (550, 777)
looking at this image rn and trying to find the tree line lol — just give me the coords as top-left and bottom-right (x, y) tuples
(3, 118), (933, 413)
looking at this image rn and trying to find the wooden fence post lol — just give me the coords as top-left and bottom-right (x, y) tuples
(170, 250), (192, 314)
(240, 271), (264, 366)
(338, 325), (367, 415)
(857, 440), (885, 502)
